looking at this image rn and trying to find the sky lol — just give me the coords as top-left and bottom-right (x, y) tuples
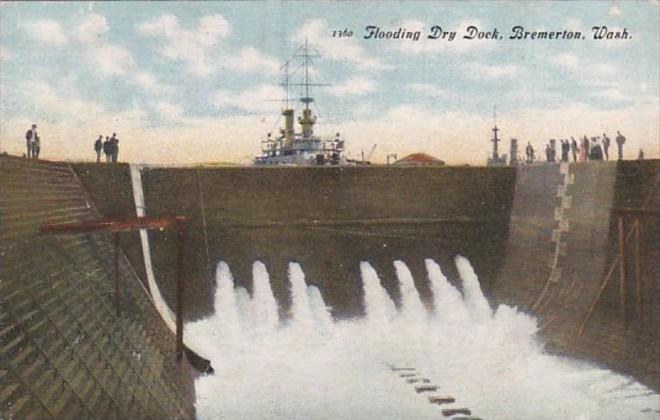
(0, 0), (658, 165)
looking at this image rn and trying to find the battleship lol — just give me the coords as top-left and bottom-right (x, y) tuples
(254, 41), (348, 166)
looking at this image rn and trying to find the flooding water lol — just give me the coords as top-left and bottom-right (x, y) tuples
(185, 257), (659, 420)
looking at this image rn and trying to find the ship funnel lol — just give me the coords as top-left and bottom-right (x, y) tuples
(283, 109), (294, 147)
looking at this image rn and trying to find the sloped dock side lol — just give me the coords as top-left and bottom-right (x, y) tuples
(493, 161), (660, 390)
(0, 156), (198, 419)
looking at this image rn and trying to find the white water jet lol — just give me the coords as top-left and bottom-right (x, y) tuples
(189, 257), (659, 420)
(359, 261), (396, 323)
(393, 260), (426, 321)
(212, 261), (242, 336)
(288, 262), (314, 327)
(252, 261), (279, 333)
(425, 258), (470, 326)
(455, 254), (493, 322)
(307, 285), (333, 330)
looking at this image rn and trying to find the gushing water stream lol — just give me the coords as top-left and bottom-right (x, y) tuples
(185, 257), (659, 420)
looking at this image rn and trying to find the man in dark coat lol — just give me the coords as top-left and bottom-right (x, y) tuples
(525, 142), (534, 164)
(94, 135), (103, 163)
(25, 124), (37, 159)
(615, 131), (626, 160)
(570, 137), (578, 162)
(602, 133), (611, 161)
(103, 136), (111, 162)
(110, 133), (119, 163)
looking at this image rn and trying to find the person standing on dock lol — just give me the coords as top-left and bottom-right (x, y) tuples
(110, 133), (119, 163)
(616, 131), (626, 160)
(561, 139), (569, 162)
(103, 136), (111, 162)
(570, 137), (578, 162)
(602, 133), (611, 161)
(525, 142), (534, 164)
(580, 135), (589, 161)
(25, 124), (38, 159)
(33, 135), (40, 159)
(94, 135), (103, 163)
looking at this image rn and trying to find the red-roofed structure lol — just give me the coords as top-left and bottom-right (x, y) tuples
(393, 153), (445, 166)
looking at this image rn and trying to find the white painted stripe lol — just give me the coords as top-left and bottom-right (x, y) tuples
(129, 164), (176, 332)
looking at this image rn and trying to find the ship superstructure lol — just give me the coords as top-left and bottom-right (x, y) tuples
(255, 41), (346, 166)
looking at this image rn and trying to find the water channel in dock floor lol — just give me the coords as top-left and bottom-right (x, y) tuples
(185, 256), (660, 420)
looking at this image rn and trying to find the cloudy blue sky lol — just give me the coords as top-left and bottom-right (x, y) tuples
(0, 1), (658, 164)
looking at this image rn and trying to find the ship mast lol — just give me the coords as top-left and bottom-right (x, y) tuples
(296, 38), (318, 139)
(491, 105), (500, 160)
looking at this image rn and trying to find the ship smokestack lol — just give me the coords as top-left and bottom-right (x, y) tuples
(283, 109), (294, 146)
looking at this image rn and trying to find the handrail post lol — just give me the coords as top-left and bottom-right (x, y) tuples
(634, 217), (641, 323)
(618, 216), (627, 325)
(176, 217), (186, 362)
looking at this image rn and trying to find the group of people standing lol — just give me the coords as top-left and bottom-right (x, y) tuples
(525, 131), (630, 164)
(94, 133), (120, 163)
(25, 124), (40, 159)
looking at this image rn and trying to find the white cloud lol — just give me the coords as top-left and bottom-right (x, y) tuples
(554, 53), (580, 70)
(591, 62), (617, 76)
(551, 55), (617, 80)
(408, 83), (446, 97)
(3, 79), (658, 164)
(220, 47), (280, 74)
(595, 88), (629, 101)
(18, 79), (106, 123)
(464, 62), (523, 80)
(565, 18), (582, 31)
(131, 72), (171, 94)
(211, 85), (283, 113)
(76, 13), (109, 44)
(0, 47), (10, 63)
(608, 5), (622, 16)
(292, 19), (388, 70)
(25, 19), (67, 45)
(137, 13), (231, 77)
(85, 44), (134, 75)
(71, 14), (172, 96)
(327, 77), (377, 96)
(155, 101), (185, 122)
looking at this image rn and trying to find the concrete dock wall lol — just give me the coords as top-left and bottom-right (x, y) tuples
(3, 155), (655, 420)
(1, 156), (197, 419)
(72, 160), (659, 390)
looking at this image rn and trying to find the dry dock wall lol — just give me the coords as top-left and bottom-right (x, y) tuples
(0, 156), (197, 419)
(73, 161), (659, 390)
(2, 157), (656, 419)
(494, 161), (660, 390)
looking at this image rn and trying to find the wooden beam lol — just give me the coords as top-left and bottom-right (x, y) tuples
(39, 216), (186, 235)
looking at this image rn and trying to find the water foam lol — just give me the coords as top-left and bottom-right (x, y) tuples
(188, 257), (659, 420)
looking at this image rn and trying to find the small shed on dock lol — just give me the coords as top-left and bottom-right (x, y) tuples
(393, 153), (445, 166)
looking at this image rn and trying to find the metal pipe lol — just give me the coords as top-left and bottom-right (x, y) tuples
(176, 221), (186, 362)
